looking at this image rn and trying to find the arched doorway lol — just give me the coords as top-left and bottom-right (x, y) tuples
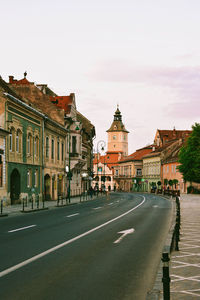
(10, 169), (20, 204)
(44, 174), (51, 200)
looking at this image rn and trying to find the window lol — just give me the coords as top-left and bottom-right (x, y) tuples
(124, 135), (126, 140)
(46, 137), (49, 158)
(113, 135), (116, 140)
(72, 136), (77, 153)
(175, 165), (176, 173)
(57, 139), (60, 160)
(16, 131), (19, 152)
(61, 142), (64, 161)
(116, 169), (119, 176)
(172, 165), (174, 173)
(98, 167), (102, 172)
(0, 155), (2, 187)
(51, 138), (54, 159)
(27, 169), (32, 187)
(34, 136), (39, 157)
(27, 133), (32, 155)
(137, 169), (142, 176)
(9, 133), (12, 151)
(167, 166), (169, 173)
(9, 128), (15, 151)
(34, 169), (38, 187)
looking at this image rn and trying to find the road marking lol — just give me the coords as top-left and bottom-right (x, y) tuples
(114, 228), (135, 244)
(93, 207), (102, 210)
(108, 203), (113, 206)
(8, 225), (36, 233)
(0, 196), (145, 278)
(66, 213), (79, 218)
(153, 205), (158, 208)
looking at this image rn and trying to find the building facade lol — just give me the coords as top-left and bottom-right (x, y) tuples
(114, 146), (153, 192)
(93, 107), (129, 191)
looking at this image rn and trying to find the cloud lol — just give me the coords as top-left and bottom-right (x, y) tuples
(91, 61), (200, 88)
(91, 61), (200, 119)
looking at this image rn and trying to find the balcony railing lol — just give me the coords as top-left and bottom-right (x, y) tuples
(114, 174), (141, 178)
(70, 152), (79, 158)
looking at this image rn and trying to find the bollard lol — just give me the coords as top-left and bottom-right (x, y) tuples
(175, 222), (179, 251)
(1, 200), (3, 214)
(61, 196), (63, 206)
(37, 195), (39, 209)
(57, 197), (59, 206)
(162, 252), (170, 300)
(42, 196), (45, 209)
(22, 198), (25, 212)
(31, 196), (34, 210)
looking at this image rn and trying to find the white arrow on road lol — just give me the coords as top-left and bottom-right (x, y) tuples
(114, 228), (135, 244)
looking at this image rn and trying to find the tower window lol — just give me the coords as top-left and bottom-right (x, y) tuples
(113, 135), (116, 140)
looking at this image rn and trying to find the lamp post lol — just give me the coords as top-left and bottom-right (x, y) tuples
(81, 172), (88, 200)
(96, 140), (106, 191)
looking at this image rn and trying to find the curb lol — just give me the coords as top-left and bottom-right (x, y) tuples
(21, 207), (49, 213)
(0, 213), (8, 217)
(146, 196), (176, 300)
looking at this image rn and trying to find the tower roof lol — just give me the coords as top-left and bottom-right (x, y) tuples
(106, 106), (129, 133)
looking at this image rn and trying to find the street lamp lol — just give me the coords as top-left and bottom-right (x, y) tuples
(96, 140), (106, 191)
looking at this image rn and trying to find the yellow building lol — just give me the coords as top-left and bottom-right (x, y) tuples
(114, 146), (153, 192)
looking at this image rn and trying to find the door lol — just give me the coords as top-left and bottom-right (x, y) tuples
(44, 174), (51, 200)
(10, 169), (20, 204)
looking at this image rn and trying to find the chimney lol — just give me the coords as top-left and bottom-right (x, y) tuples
(9, 76), (14, 84)
(173, 126), (176, 137)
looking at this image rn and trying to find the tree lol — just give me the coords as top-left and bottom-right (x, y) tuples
(172, 179), (178, 189)
(178, 123), (200, 183)
(164, 179), (168, 186)
(168, 179), (173, 188)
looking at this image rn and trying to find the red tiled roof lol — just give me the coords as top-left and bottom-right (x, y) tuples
(156, 129), (192, 145)
(49, 95), (73, 114)
(93, 152), (120, 169)
(9, 75), (33, 85)
(8, 75), (65, 125)
(119, 146), (153, 163)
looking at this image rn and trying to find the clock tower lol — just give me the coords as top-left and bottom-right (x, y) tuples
(106, 106), (129, 156)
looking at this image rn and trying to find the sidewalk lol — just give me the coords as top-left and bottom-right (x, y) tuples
(169, 194), (200, 299)
(147, 194), (200, 300)
(0, 193), (103, 217)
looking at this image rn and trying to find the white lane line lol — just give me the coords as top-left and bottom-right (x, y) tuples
(66, 213), (79, 218)
(0, 196), (145, 278)
(108, 203), (113, 206)
(8, 225), (36, 233)
(93, 207), (102, 210)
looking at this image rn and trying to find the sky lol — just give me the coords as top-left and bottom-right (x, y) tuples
(1, 0), (200, 154)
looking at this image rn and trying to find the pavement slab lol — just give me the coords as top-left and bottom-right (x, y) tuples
(169, 194), (200, 300)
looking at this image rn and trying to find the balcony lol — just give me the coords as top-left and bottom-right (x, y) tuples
(70, 152), (79, 158)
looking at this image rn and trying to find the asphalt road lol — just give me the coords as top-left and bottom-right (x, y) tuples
(0, 193), (172, 300)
